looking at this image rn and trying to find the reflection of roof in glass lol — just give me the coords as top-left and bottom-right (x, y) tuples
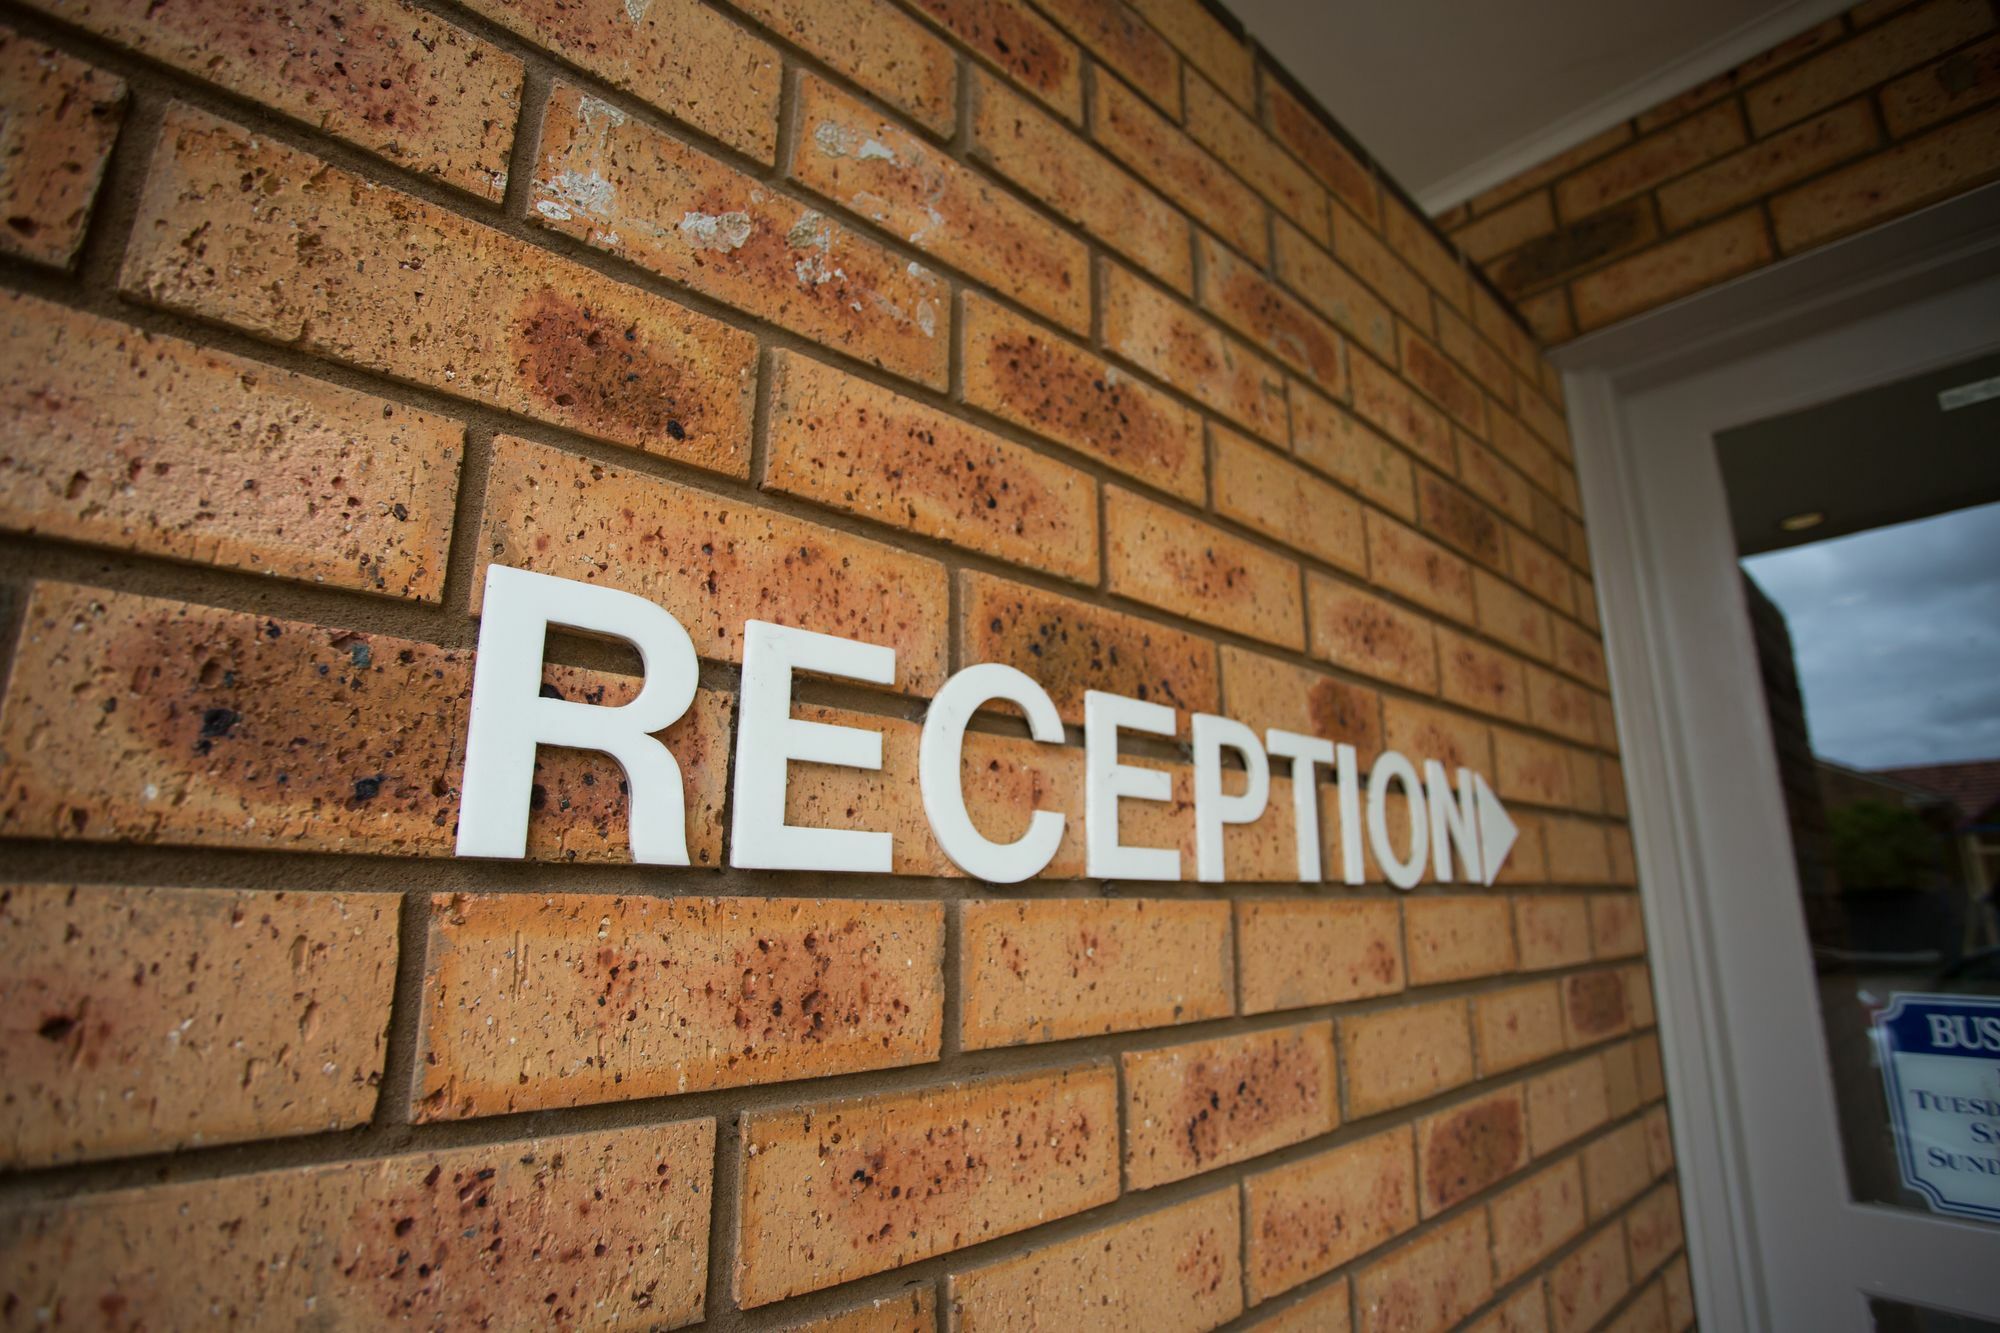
(1872, 759), (2000, 831)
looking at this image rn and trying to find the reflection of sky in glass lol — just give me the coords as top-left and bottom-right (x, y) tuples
(1741, 500), (2000, 771)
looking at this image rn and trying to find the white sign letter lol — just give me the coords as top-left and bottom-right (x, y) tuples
(920, 663), (1066, 882)
(1335, 743), (1364, 885)
(458, 565), (698, 864)
(1425, 760), (1482, 884)
(1084, 690), (1179, 880)
(1367, 750), (1429, 890)
(1192, 714), (1269, 882)
(731, 620), (895, 872)
(1266, 730), (1334, 882)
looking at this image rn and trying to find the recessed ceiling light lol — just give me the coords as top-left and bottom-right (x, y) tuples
(1779, 511), (1826, 532)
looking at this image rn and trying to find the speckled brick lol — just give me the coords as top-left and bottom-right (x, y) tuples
(1123, 1023), (1336, 1188)
(1590, 894), (1646, 958)
(1436, 304), (1519, 409)
(1467, 1286), (1551, 1333)
(1634, 1034), (1665, 1105)
(1186, 73), (1325, 239)
(764, 350), (1098, 583)
(1662, 1255), (1693, 1330)
(1220, 645), (1384, 763)
(1236, 899), (1403, 1014)
(962, 290), (1203, 500)
(1331, 203), (1432, 329)
(1382, 696), (1492, 778)
(1458, 438), (1536, 533)
(1603, 1042), (1641, 1118)
(1405, 896), (1516, 986)
(532, 84), (945, 388)
(1245, 1278), (1353, 1332)
(1291, 382), (1414, 517)
(968, 70), (1192, 293)
(909, 0), (1081, 121)
(0, 581), (732, 861)
(949, 1189), (1242, 1330)
(791, 73), (1087, 332)
(1546, 1221), (1630, 1333)
(1, 884), (395, 1168)
(477, 435), (948, 695)
(1583, 1121), (1652, 1220)
(1528, 1057), (1611, 1157)
(1214, 426), (1365, 575)
(1366, 510), (1474, 624)
(1436, 629), (1529, 725)
(1267, 81), (1377, 224)
(960, 898), (1233, 1049)
(1094, 73), (1268, 263)
(1495, 727), (1575, 808)
(1104, 262), (1289, 441)
(1776, 103), (2000, 251)
(29, 0), (523, 200)
(1474, 981), (1566, 1075)
(961, 571), (1217, 724)
(122, 106), (755, 474)
(1399, 330), (1485, 441)
(1130, 0), (1252, 107)
(1476, 570), (1556, 665)
(1496, 812), (1550, 885)
(0, 291), (460, 600)
(1527, 667), (1599, 745)
(0, 29), (123, 266)
(0, 1120), (716, 1329)
(1510, 531), (1575, 613)
(1607, 1282), (1670, 1333)
(1244, 1126), (1418, 1302)
(1572, 210), (1774, 332)
(1306, 574), (1440, 694)
(1625, 962), (1657, 1029)
(1417, 472), (1504, 568)
(1554, 621), (1609, 692)
(1490, 1156), (1586, 1282)
(1486, 409), (1561, 494)
(777, 1286), (937, 1332)
(732, 0), (956, 135)
(415, 894), (942, 1120)
(734, 1065), (1119, 1305)
(1271, 221), (1398, 365)
(461, 0), (775, 162)
(1353, 367), (1452, 484)
(1416, 1084), (1528, 1216)
(1202, 244), (1347, 403)
(1516, 896), (1592, 971)
(1342, 999), (1473, 1118)
(1882, 34), (2000, 136)
(1106, 485), (1304, 648)
(1354, 1209), (1493, 1333)
(1037, 0), (1182, 115)
(1543, 817), (1612, 884)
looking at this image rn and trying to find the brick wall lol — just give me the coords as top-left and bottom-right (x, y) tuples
(0, 1), (1683, 1330)
(1441, 0), (2000, 342)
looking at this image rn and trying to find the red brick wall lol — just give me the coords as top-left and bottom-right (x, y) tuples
(0, 1), (1682, 1329)
(1442, 0), (2000, 342)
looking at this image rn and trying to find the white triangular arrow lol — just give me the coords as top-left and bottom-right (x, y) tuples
(1474, 772), (1516, 886)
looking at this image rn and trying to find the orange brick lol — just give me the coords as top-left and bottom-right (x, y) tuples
(949, 1189), (1242, 1330)
(1453, 190), (1555, 264)
(1382, 194), (1470, 311)
(962, 571), (1219, 723)
(1038, 0), (1181, 115)
(123, 106), (755, 474)
(1548, 1222), (1632, 1333)
(1475, 981), (1566, 1075)
(1516, 895), (1593, 971)
(1882, 33), (2000, 134)
(764, 350), (1098, 581)
(1406, 896), (1517, 985)
(1, 885), (394, 1168)
(909, 0), (1081, 120)
(1469, 122), (1634, 217)
(1495, 727), (1575, 808)
(1306, 573), (1440, 693)
(1417, 1085), (1529, 1215)
(0, 31), (123, 266)
(961, 898), (1233, 1048)
(1437, 629), (1530, 725)
(1510, 531), (1576, 612)
(784, 1288), (937, 1333)
(1642, 1105), (1674, 1173)
(1273, 219), (1400, 363)
(1626, 963), (1657, 1029)
(1554, 618), (1609, 688)
(463, 0), (775, 161)
(1436, 305), (1521, 410)
(1486, 407), (1561, 493)
(1291, 383), (1415, 517)
(1244, 1126), (1418, 1302)
(1590, 894), (1646, 958)
(1332, 201), (1433, 328)
(0, 291), (459, 600)
(1656, 99), (1878, 230)
(1382, 697), (1492, 777)
(1583, 1121), (1652, 1220)
(962, 291), (1201, 499)
(478, 435), (948, 691)
(1123, 1023), (1337, 1188)
(1201, 235), (1347, 394)
(0, 1121), (715, 1328)
(1354, 1210), (1494, 1333)
(1104, 262), (1289, 440)
(1214, 427), (1366, 574)
(1267, 80), (1378, 223)
(1496, 812), (1550, 886)
(1342, 998), (1474, 1117)
(1417, 473), (1504, 567)
(735, 1066), (1119, 1305)
(1130, 0), (1253, 107)
(1527, 664), (1599, 743)
(1635, 18), (1847, 132)
(1400, 326), (1488, 435)
(1556, 102), (1747, 221)
(732, 0), (954, 133)
(1106, 485), (1304, 647)
(1490, 1156), (1586, 1282)
(969, 70), (1192, 292)
(1572, 210), (1774, 331)
(1603, 1041), (1642, 1118)
(1237, 899), (1405, 1014)
(1566, 746), (1606, 813)
(1491, 197), (1660, 301)
(1095, 72), (1267, 262)
(0, 582), (731, 863)
(792, 74), (1088, 331)
(1220, 645), (1385, 763)
(1366, 511), (1475, 623)
(1245, 1278), (1353, 1333)
(1749, 0), (1994, 135)
(1186, 72), (1326, 237)
(1608, 1283), (1670, 1333)
(1663, 1256), (1693, 1330)
(1466, 1286), (1552, 1333)
(1544, 817), (1613, 884)
(1351, 353), (1454, 470)
(1626, 1185), (1684, 1280)
(1771, 104), (2000, 252)
(415, 894), (942, 1120)
(533, 84), (945, 387)
(1528, 1057), (1612, 1156)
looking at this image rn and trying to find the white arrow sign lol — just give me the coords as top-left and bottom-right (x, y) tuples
(1475, 772), (1517, 886)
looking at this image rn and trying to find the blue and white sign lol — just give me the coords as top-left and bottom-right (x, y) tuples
(1876, 992), (2000, 1223)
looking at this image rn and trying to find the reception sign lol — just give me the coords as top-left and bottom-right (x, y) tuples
(1876, 992), (2000, 1223)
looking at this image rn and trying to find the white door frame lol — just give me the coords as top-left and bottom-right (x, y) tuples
(1553, 181), (2000, 1332)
